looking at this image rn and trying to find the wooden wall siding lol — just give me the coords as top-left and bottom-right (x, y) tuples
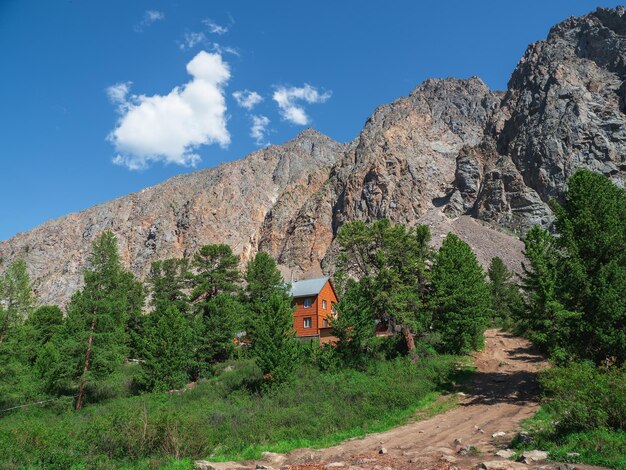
(293, 295), (319, 337)
(292, 279), (339, 338)
(316, 280), (338, 331)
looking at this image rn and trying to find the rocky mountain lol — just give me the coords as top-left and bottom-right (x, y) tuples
(2, 7), (625, 306)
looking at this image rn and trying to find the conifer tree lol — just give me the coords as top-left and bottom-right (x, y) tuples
(194, 293), (246, 376)
(48, 231), (141, 409)
(249, 290), (299, 386)
(190, 244), (240, 302)
(121, 270), (146, 359)
(336, 219), (432, 353)
(0, 259), (34, 344)
(519, 226), (574, 359)
(488, 257), (522, 322)
(331, 279), (376, 367)
(147, 258), (191, 313)
(188, 244), (244, 376)
(521, 170), (626, 364)
(137, 304), (194, 391)
(244, 251), (286, 303)
(22, 305), (64, 365)
(430, 233), (491, 354)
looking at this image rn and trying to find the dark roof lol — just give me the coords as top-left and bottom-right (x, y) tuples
(289, 276), (329, 298)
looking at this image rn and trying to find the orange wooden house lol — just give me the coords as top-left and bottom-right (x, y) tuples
(289, 276), (338, 342)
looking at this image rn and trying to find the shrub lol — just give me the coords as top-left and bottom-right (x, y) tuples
(539, 362), (626, 433)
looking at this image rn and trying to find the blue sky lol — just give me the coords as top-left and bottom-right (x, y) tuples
(0, 1), (621, 240)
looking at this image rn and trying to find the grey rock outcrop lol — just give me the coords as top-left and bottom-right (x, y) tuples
(472, 6), (626, 229)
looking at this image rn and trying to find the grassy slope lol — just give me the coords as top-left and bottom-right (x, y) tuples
(0, 356), (468, 469)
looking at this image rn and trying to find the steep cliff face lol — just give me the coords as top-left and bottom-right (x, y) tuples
(269, 77), (503, 275)
(471, 7), (626, 229)
(2, 7), (625, 305)
(0, 130), (345, 305)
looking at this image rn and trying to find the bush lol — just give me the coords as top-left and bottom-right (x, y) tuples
(539, 362), (626, 433)
(0, 355), (461, 468)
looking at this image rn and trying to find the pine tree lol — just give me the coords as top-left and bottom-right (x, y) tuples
(249, 290), (299, 386)
(336, 220), (432, 354)
(430, 233), (491, 354)
(190, 244), (240, 302)
(137, 304), (194, 392)
(244, 251), (286, 303)
(0, 259), (34, 344)
(194, 293), (246, 376)
(488, 257), (522, 322)
(331, 279), (376, 367)
(147, 258), (191, 313)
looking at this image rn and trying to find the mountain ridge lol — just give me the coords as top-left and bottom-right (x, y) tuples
(2, 6), (625, 306)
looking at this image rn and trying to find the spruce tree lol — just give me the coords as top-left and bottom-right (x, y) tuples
(249, 290), (299, 386)
(138, 304), (194, 392)
(430, 233), (491, 354)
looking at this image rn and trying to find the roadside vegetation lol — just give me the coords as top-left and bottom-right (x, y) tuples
(0, 169), (623, 469)
(510, 170), (626, 469)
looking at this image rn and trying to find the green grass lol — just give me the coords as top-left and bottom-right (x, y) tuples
(0, 355), (465, 469)
(514, 408), (626, 470)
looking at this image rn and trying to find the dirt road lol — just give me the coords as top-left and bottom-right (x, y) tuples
(199, 330), (597, 469)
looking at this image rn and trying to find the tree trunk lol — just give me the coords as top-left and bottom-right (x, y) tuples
(0, 314), (7, 345)
(401, 325), (417, 359)
(75, 317), (96, 411)
(402, 326), (419, 364)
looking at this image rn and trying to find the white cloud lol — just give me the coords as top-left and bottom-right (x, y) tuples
(179, 32), (206, 50)
(211, 43), (240, 57)
(202, 18), (228, 35)
(135, 10), (165, 32)
(107, 51), (231, 170)
(232, 90), (262, 110)
(250, 115), (270, 146)
(272, 84), (331, 125)
(179, 37), (239, 57)
(106, 81), (132, 112)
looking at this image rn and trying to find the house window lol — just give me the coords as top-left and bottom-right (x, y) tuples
(303, 317), (312, 328)
(331, 305), (337, 316)
(322, 318), (329, 328)
(322, 300), (327, 310)
(304, 297), (313, 308)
